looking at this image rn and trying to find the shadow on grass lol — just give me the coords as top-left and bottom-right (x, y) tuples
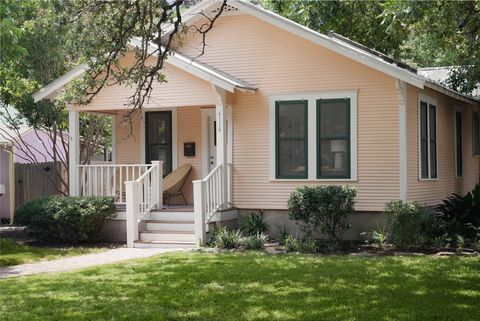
(0, 238), (106, 266)
(0, 253), (479, 321)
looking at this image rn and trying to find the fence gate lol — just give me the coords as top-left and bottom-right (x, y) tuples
(14, 162), (67, 209)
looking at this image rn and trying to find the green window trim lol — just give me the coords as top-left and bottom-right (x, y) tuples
(419, 101), (437, 179)
(455, 111), (463, 177)
(474, 111), (480, 156)
(275, 100), (308, 179)
(145, 111), (173, 175)
(316, 98), (351, 179)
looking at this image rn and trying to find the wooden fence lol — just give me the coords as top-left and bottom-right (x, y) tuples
(14, 162), (68, 209)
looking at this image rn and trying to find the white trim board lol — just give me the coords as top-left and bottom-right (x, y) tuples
(396, 79), (407, 200)
(268, 90), (358, 181)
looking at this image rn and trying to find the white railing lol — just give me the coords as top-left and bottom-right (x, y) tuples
(126, 161), (163, 247)
(78, 164), (152, 204)
(193, 163), (232, 245)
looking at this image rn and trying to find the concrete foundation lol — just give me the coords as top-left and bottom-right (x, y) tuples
(238, 209), (387, 241)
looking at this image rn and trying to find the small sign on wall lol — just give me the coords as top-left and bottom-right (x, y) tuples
(184, 142), (195, 157)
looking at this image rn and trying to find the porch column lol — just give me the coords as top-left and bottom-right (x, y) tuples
(213, 85), (228, 205)
(68, 110), (80, 196)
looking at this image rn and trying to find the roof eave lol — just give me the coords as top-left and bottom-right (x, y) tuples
(424, 81), (480, 105)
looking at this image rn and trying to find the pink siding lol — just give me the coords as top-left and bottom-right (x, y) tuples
(75, 54), (216, 112)
(74, 12), (479, 212)
(0, 148), (11, 219)
(177, 14), (401, 211)
(12, 129), (66, 164)
(176, 107), (204, 204)
(114, 107), (205, 205)
(406, 85), (480, 205)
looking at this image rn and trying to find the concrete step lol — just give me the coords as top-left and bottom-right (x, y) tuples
(145, 221), (194, 232)
(147, 211), (194, 222)
(140, 231), (196, 242)
(134, 240), (197, 249)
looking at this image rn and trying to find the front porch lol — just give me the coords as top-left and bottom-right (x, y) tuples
(67, 87), (236, 247)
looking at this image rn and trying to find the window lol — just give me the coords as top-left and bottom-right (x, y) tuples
(270, 91), (357, 181)
(317, 99), (350, 178)
(419, 99), (437, 179)
(455, 110), (462, 177)
(474, 111), (480, 156)
(275, 100), (308, 179)
(146, 111), (172, 174)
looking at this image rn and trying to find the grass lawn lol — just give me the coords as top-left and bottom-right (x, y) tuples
(0, 252), (479, 321)
(0, 238), (106, 266)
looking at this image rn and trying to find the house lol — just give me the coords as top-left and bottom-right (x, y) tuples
(0, 125), (70, 221)
(33, 0), (480, 247)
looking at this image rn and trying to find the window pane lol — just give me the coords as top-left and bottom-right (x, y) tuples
(429, 105), (436, 142)
(319, 100), (349, 137)
(148, 145), (170, 174)
(278, 140), (306, 177)
(148, 113), (170, 144)
(430, 141), (437, 178)
(278, 102), (305, 138)
(421, 140), (428, 179)
(420, 101), (428, 179)
(319, 139), (349, 178)
(456, 112), (462, 177)
(474, 112), (480, 155)
(420, 102), (428, 140)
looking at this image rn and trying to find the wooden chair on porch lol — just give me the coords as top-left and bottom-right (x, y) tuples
(163, 164), (192, 205)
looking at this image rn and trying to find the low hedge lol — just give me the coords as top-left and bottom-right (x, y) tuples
(14, 196), (116, 243)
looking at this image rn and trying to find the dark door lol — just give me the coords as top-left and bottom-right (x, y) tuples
(146, 111), (172, 174)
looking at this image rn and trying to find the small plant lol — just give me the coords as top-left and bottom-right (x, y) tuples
(276, 224), (290, 244)
(240, 210), (269, 236)
(371, 226), (389, 250)
(241, 233), (269, 250)
(210, 227), (243, 249)
(455, 235), (465, 250)
(284, 235), (318, 253)
(384, 200), (423, 249)
(287, 185), (356, 243)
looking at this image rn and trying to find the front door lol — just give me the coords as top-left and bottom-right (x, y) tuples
(146, 111), (172, 175)
(205, 109), (217, 173)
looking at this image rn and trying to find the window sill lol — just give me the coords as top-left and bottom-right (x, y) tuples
(418, 178), (439, 182)
(271, 178), (357, 183)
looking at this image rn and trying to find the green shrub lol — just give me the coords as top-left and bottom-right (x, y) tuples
(284, 235), (318, 253)
(436, 184), (480, 239)
(210, 227), (243, 249)
(385, 200), (422, 249)
(14, 196), (116, 243)
(240, 210), (269, 236)
(241, 233), (269, 250)
(287, 185), (356, 243)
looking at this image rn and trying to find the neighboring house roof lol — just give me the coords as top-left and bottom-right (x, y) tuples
(0, 125), (31, 145)
(418, 67), (480, 98)
(33, 0), (479, 105)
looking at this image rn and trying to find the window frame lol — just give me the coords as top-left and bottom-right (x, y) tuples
(418, 94), (438, 180)
(473, 111), (480, 157)
(269, 91), (357, 182)
(316, 98), (351, 179)
(454, 107), (463, 178)
(275, 100), (309, 179)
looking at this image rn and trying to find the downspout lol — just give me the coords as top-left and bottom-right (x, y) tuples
(1, 143), (15, 224)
